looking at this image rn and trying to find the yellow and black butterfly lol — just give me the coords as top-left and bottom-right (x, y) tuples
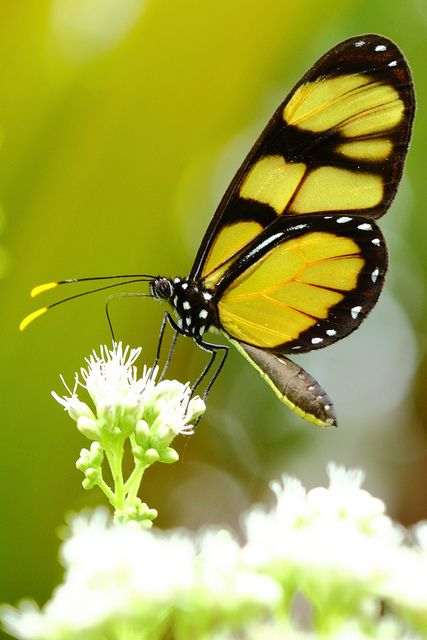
(21, 34), (415, 428)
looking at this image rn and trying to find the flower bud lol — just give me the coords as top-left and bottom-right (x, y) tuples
(143, 448), (160, 465)
(159, 447), (179, 464)
(135, 419), (151, 447)
(76, 416), (100, 440)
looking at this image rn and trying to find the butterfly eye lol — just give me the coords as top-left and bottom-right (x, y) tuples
(153, 278), (173, 300)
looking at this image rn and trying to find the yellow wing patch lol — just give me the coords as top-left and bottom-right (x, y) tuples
(283, 74), (404, 135)
(218, 231), (364, 348)
(290, 166), (383, 214)
(239, 155), (306, 213)
(335, 138), (392, 161)
(202, 220), (262, 281)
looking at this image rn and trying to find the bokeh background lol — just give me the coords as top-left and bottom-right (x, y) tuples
(1, 0), (427, 624)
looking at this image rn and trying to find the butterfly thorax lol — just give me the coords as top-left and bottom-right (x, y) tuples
(150, 276), (217, 339)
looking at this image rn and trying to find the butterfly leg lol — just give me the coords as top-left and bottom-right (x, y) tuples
(154, 312), (184, 381)
(193, 339), (229, 402)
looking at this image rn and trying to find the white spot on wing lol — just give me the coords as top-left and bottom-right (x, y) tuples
(372, 238), (381, 246)
(375, 44), (387, 52)
(181, 282), (188, 290)
(351, 305), (362, 319)
(311, 337), (323, 344)
(388, 60), (397, 67)
(199, 309), (208, 319)
(185, 317), (191, 326)
(183, 301), (190, 310)
(337, 216), (352, 223)
(324, 216), (332, 219)
(355, 40), (365, 47)
(203, 292), (212, 300)
(358, 223), (372, 231)
(371, 267), (380, 283)
(173, 296), (178, 306)
(326, 329), (337, 337)
(174, 277), (180, 284)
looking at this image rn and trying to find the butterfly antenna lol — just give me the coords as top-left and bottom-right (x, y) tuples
(30, 274), (156, 298)
(20, 277), (154, 331)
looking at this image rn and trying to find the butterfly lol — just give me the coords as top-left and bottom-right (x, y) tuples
(21, 34), (415, 428)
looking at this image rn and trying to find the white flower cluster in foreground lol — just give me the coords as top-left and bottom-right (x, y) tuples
(2, 465), (427, 639)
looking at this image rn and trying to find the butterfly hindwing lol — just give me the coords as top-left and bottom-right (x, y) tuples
(213, 214), (386, 353)
(192, 34), (414, 283)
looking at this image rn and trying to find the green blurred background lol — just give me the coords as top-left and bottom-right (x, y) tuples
(1, 0), (427, 621)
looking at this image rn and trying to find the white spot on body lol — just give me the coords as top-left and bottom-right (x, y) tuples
(292, 224), (307, 231)
(326, 329), (337, 337)
(181, 282), (188, 290)
(388, 60), (397, 67)
(199, 309), (208, 319)
(337, 216), (352, 223)
(371, 267), (380, 283)
(355, 40), (366, 47)
(375, 44), (387, 52)
(311, 337), (323, 344)
(203, 292), (212, 300)
(351, 305), (362, 319)
(358, 223), (372, 231)
(372, 238), (381, 246)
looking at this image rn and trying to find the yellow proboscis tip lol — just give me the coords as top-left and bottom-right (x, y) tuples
(19, 307), (48, 331)
(31, 282), (58, 298)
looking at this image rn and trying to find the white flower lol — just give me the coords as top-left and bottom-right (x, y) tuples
(51, 342), (205, 442)
(243, 465), (403, 608)
(2, 509), (197, 639)
(143, 379), (205, 440)
(384, 523), (427, 631)
(195, 529), (280, 615)
(3, 466), (426, 639)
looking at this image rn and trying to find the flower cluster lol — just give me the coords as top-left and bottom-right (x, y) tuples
(52, 343), (205, 524)
(2, 465), (427, 639)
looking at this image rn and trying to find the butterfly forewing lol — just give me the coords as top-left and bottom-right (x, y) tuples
(191, 34), (414, 283)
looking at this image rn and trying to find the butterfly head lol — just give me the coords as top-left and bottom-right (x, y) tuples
(151, 276), (216, 338)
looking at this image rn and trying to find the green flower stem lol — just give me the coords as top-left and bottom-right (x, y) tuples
(123, 461), (147, 503)
(105, 446), (126, 509)
(96, 476), (116, 504)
